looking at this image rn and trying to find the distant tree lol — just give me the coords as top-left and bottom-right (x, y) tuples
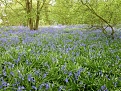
(0, 0), (121, 33)
(0, 0), (48, 30)
(79, 0), (121, 39)
(25, 0), (47, 30)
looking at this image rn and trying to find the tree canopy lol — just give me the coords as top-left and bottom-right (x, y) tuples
(0, 0), (121, 33)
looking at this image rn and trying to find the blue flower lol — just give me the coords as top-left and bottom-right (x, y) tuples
(14, 56), (21, 64)
(2, 69), (7, 76)
(101, 85), (106, 90)
(0, 85), (2, 89)
(4, 62), (14, 69)
(2, 80), (9, 87)
(45, 83), (49, 90)
(65, 78), (68, 83)
(39, 83), (44, 89)
(10, 72), (14, 76)
(44, 62), (50, 69)
(113, 82), (118, 87)
(68, 71), (72, 77)
(101, 85), (108, 91)
(18, 73), (24, 80)
(61, 63), (66, 70)
(26, 60), (32, 65)
(43, 73), (47, 79)
(34, 69), (40, 76)
(58, 86), (65, 91)
(28, 74), (35, 83)
(38, 83), (50, 90)
(32, 85), (37, 90)
(78, 68), (81, 74)
(58, 86), (63, 91)
(99, 70), (103, 76)
(17, 86), (25, 91)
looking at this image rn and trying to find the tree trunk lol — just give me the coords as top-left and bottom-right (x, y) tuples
(34, 0), (46, 30)
(26, 0), (34, 30)
(35, 15), (39, 30)
(26, 0), (46, 30)
(45, 4), (49, 25)
(34, 0), (40, 30)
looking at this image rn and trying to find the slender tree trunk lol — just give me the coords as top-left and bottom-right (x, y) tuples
(34, 0), (46, 30)
(26, 0), (29, 27)
(45, 4), (49, 25)
(26, 0), (33, 30)
(35, 15), (39, 30)
(25, 0), (46, 30)
(29, 0), (33, 30)
(34, 0), (40, 30)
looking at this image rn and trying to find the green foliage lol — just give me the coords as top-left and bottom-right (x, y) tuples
(0, 27), (121, 90)
(0, 0), (121, 27)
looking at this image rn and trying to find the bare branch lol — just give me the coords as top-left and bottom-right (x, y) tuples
(80, 0), (115, 38)
(16, 0), (26, 10)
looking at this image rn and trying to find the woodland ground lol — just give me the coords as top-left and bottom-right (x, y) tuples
(0, 25), (121, 91)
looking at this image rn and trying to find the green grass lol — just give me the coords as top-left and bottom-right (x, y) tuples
(0, 28), (121, 91)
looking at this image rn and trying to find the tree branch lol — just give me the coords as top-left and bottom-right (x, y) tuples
(80, 0), (115, 38)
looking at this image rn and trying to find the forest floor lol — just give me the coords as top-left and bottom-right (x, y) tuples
(0, 25), (121, 91)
